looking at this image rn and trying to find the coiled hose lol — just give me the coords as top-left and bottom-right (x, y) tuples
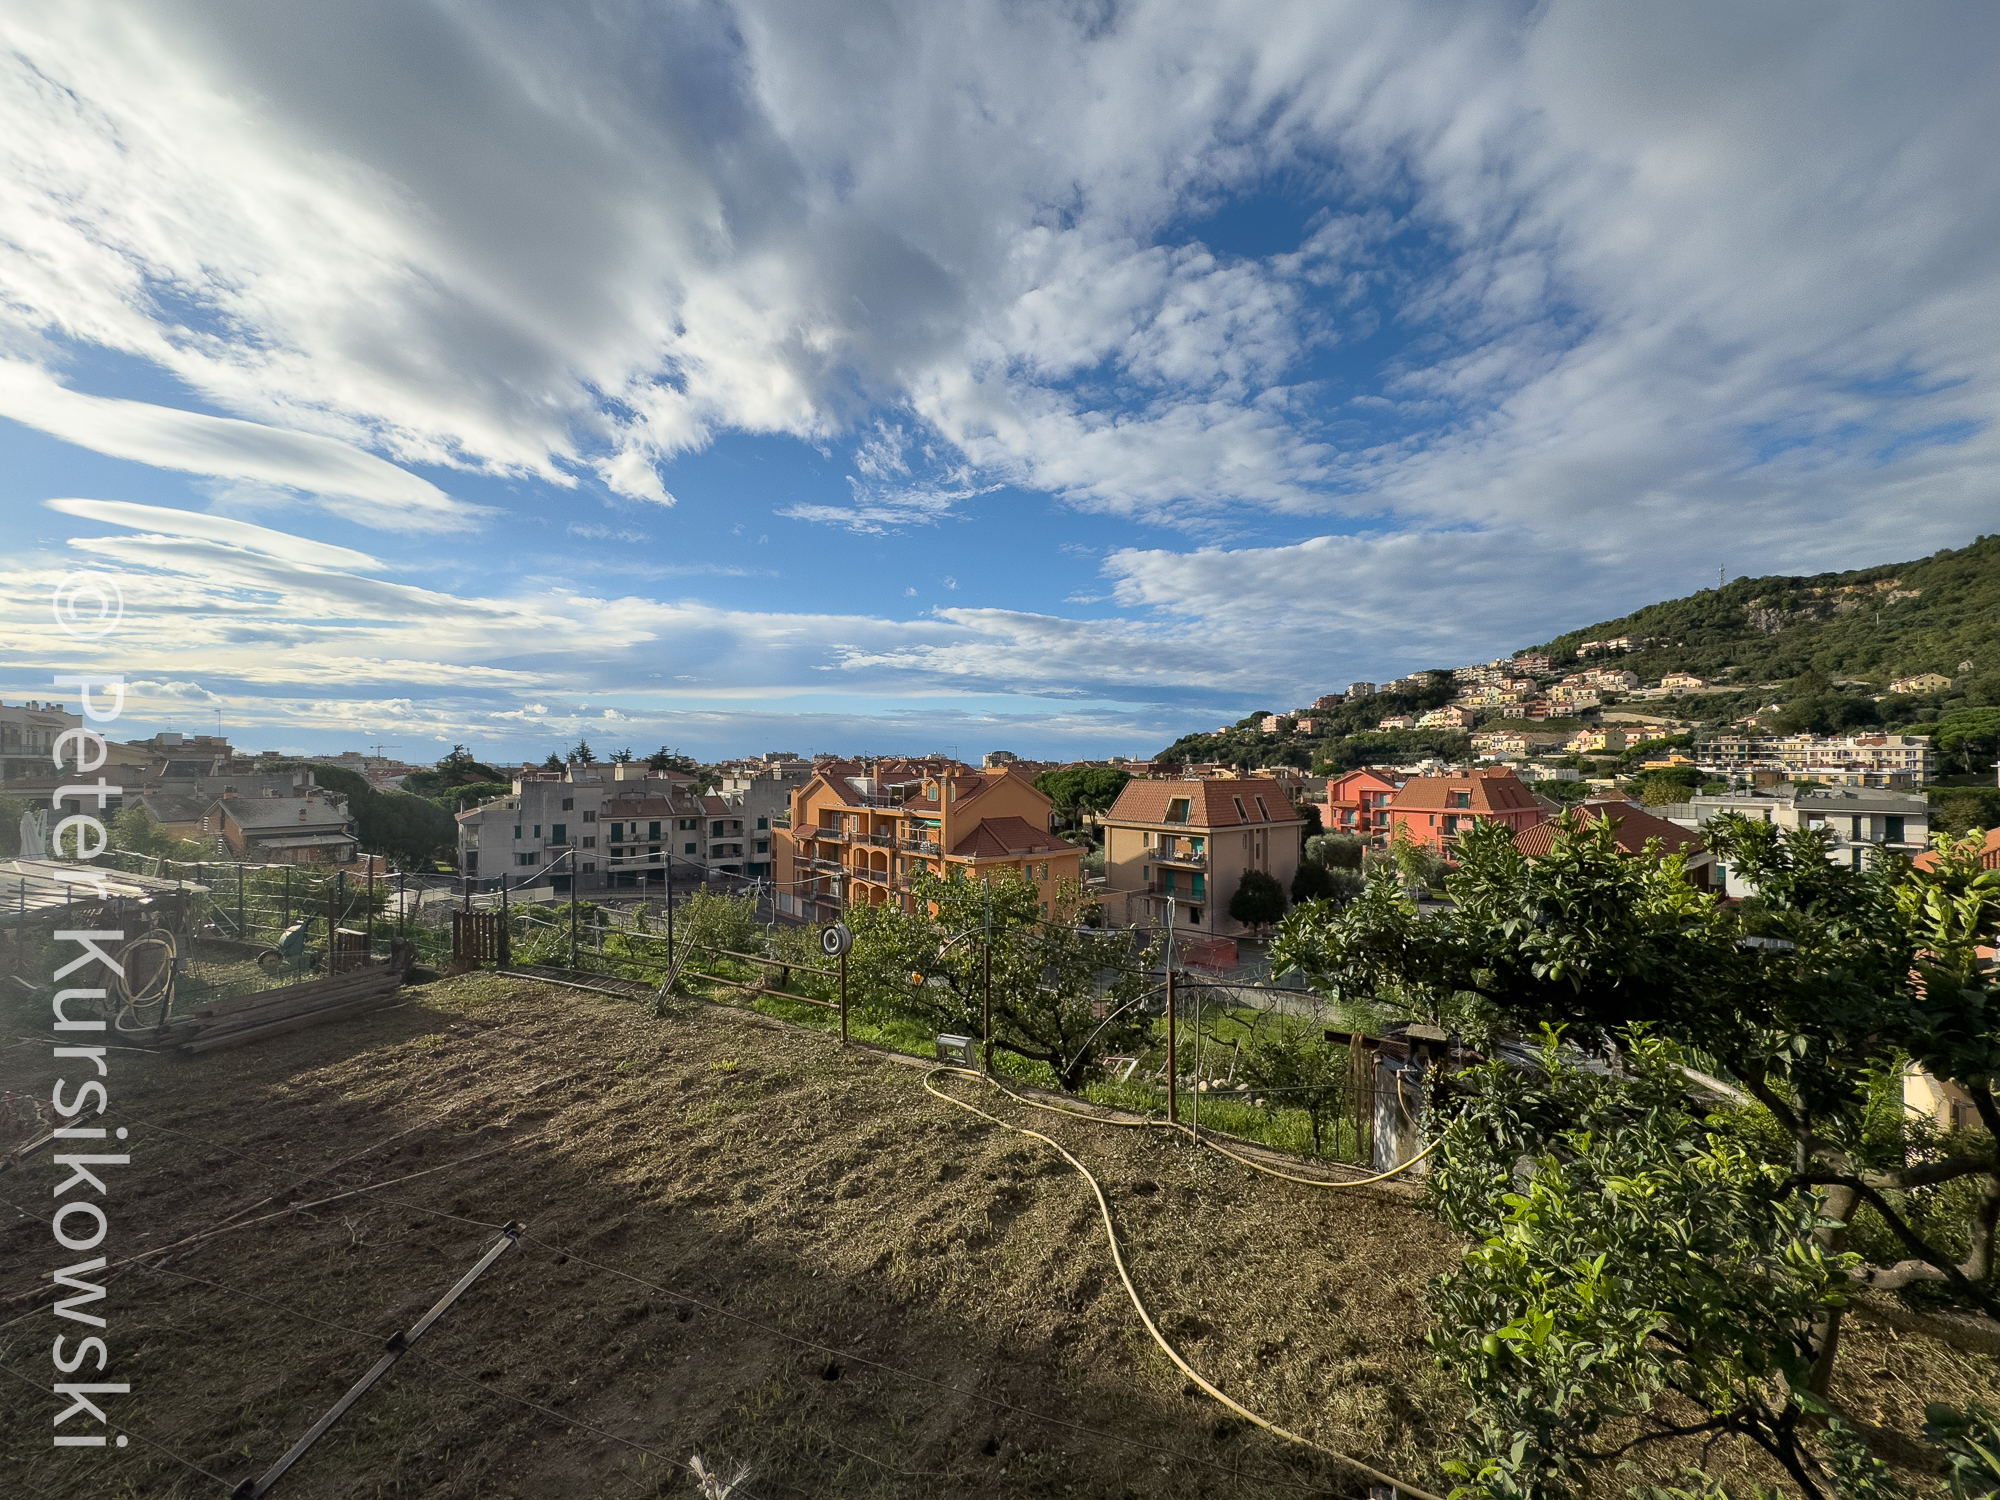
(113, 930), (177, 1032)
(923, 1066), (1445, 1500)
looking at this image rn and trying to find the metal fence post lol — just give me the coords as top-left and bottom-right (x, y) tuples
(839, 947), (848, 1046)
(1166, 963), (1178, 1130)
(282, 866), (290, 930)
(982, 942), (992, 1075)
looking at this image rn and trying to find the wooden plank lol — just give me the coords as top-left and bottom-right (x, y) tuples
(181, 991), (403, 1053)
(189, 972), (393, 1024)
(187, 976), (398, 1037)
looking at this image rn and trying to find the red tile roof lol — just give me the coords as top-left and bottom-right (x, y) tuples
(949, 816), (1078, 859)
(1913, 827), (2000, 871)
(1513, 798), (1704, 858)
(1389, 768), (1539, 814)
(1104, 779), (1303, 829)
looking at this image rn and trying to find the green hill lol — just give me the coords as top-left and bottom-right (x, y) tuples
(1154, 535), (1998, 776)
(1524, 534), (1997, 687)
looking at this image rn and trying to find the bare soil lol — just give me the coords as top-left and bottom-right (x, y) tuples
(1, 974), (1990, 1498)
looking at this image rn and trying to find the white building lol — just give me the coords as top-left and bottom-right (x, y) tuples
(1662, 788), (1928, 894)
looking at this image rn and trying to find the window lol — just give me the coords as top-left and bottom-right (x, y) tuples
(583, 810), (596, 823)
(515, 852), (533, 866)
(533, 824), (541, 838)
(711, 820), (724, 836)
(649, 820), (662, 839)
(755, 839), (768, 854)
(513, 825), (523, 840)
(679, 818), (697, 831)
(756, 816), (768, 830)
(1231, 797), (1246, 821)
(1254, 796), (1270, 821)
(1038, 863), (1048, 880)
(1191, 874), (1204, 898)
(582, 836), (596, 849)
(1167, 797), (1190, 823)
(1883, 815), (1905, 844)
(1450, 791), (1471, 809)
(552, 824), (567, 844)
(1143, 830), (1154, 846)
(1188, 907), (1202, 925)
(1041, 901), (1049, 916)
(582, 862), (596, 874)
(561, 797), (574, 811)
(685, 842), (697, 855)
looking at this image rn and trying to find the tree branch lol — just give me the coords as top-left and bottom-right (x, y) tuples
(1794, 1173), (2000, 1323)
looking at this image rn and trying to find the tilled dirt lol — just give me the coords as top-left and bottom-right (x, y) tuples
(2, 973), (1459, 1498)
(1, 974), (1990, 1498)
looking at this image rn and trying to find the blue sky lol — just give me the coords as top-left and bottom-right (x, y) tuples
(1, 1), (1994, 767)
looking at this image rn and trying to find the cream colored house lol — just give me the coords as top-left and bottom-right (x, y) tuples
(1097, 779), (1303, 938)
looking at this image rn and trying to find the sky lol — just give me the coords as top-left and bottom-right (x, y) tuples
(1, 1), (1993, 767)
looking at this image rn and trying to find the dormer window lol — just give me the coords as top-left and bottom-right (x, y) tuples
(1167, 797), (1191, 823)
(1231, 797), (1246, 821)
(1451, 791), (1471, 808)
(1254, 797), (1270, 821)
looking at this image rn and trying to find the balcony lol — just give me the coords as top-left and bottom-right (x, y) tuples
(862, 831), (897, 847)
(899, 837), (941, 855)
(1152, 848), (1207, 869)
(813, 826), (850, 842)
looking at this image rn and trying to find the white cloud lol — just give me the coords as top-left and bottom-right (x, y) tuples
(45, 497), (386, 570)
(0, 363), (487, 532)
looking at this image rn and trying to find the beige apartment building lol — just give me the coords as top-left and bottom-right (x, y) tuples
(774, 763), (1079, 922)
(1097, 779), (1303, 938)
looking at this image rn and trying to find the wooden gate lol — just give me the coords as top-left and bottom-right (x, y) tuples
(453, 910), (507, 963)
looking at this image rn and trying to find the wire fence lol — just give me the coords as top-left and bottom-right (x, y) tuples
(4, 852), (1415, 1169)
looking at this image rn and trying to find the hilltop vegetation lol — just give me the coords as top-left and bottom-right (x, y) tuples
(1155, 535), (1998, 776)
(1527, 533), (1998, 687)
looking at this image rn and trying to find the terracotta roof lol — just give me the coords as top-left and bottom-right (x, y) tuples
(948, 816), (1078, 859)
(1914, 827), (2000, 872)
(1104, 779), (1303, 829)
(1388, 769), (1539, 814)
(1513, 799), (1704, 858)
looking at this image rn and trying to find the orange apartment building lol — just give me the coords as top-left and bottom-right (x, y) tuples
(1097, 779), (1304, 938)
(775, 763), (1081, 922)
(1385, 768), (1545, 856)
(1324, 768), (1402, 846)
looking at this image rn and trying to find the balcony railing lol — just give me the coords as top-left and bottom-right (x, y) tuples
(814, 826), (850, 842)
(1147, 880), (1205, 898)
(1152, 849), (1207, 868)
(862, 832), (897, 847)
(899, 837), (941, 855)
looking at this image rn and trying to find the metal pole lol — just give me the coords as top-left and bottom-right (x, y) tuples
(367, 860), (376, 960)
(238, 864), (245, 938)
(282, 866), (290, 929)
(569, 856), (578, 968)
(665, 853), (674, 972)
(982, 941), (992, 1075)
(839, 947), (849, 1046)
(1165, 897), (1178, 1131)
(230, 1223), (523, 1499)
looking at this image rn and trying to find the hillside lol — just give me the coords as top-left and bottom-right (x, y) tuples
(1156, 534), (1998, 774)
(1524, 533), (1998, 687)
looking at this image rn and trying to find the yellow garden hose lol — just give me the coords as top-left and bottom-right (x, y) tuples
(923, 1067), (1446, 1500)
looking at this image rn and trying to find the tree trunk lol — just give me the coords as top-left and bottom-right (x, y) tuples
(1808, 1182), (1859, 1399)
